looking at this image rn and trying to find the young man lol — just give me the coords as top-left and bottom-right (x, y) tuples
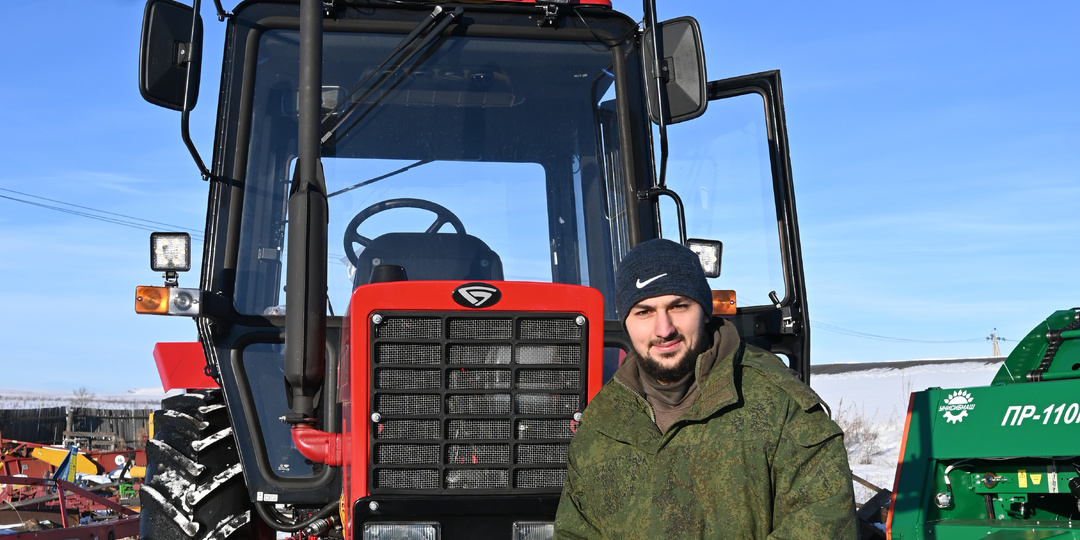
(555, 239), (857, 539)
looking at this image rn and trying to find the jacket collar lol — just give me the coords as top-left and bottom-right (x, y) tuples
(594, 319), (741, 444)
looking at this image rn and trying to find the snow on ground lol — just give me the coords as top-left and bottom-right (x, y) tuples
(0, 386), (172, 409)
(811, 358), (1004, 503)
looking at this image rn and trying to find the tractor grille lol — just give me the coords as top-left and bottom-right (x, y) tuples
(369, 313), (586, 495)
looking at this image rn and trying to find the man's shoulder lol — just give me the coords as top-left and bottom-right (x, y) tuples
(579, 376), (640, 427)
(738, 346), (844, 448)
(738, 345), (826, 412)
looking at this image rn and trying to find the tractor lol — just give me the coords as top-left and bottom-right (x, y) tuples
(135, 0), (811, 537)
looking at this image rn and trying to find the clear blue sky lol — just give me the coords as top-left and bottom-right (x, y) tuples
(1, 1), (1076, 393)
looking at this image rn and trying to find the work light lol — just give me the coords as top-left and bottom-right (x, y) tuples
(687, 238), (722, 278)
(151, 232), (191, 272)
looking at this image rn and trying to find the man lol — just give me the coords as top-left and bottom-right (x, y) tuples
(555, 239), (857, 539)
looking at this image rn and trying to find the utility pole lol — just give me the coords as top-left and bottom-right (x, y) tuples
(987, 329), (1007, 357)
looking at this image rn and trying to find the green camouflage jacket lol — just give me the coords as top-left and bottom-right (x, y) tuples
(554, 321), (857, 539)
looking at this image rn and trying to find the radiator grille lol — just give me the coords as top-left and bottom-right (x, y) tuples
(516, 370), (580, 390)
(376, 394), (441, 416)
(376, 369), (441, 390)
(519, 319), (581, 341)
(517, 444), (568, 464)
(376, 444), (440, 464)
(446, 394), (511, 415)
(447, 444), (510, 464)
(449, 344), (512, 365)
(376, 469), (439, 490)
(517, 344), (581, 365)
(377, 343), (442, 365)
(515, 394), (580, 415)
(515, 468), (567, 489)
(369, 312), (587, 494)
(448, 369), (511, 390)
(376, 318), (441, 340)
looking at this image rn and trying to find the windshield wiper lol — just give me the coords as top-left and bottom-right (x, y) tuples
(327, 159), (433, 198)
(321, 6), (464, 145)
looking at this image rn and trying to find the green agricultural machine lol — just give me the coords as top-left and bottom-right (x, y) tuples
(889, 308), (1080, 539)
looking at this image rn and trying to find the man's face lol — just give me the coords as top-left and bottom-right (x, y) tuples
(625, 294), (708, 384)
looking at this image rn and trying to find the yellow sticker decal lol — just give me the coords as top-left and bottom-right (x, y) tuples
(1030, 473), (1043, 485)
(1018, 469), (1028, 488)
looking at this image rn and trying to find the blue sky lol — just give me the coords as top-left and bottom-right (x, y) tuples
(1, 1), (1077, 393)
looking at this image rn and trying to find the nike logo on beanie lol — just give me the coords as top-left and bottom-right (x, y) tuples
(635, 273), (668, 289)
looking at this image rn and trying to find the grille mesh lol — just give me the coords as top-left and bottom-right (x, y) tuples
(517, 419), (575, 440)
(515, 394), (580, 415)
(517, 344), (581, 365)
(377, 469), (439, 490)
(376, 318), (441, 339)
(447, 444), (510, 464)
(448, 419), (511, 440)
(376, 420), (440, 440)
(446, 394), (511, 415)
(446, 469), (509, 489)
(376, 394), (441, 416)
(448, 369), (511, 390)
(520, 319), (581, 340)
(376, 444), (440, 465)
(449, 344), (512, 365)
(517, 444), (569, 464)
(516, 370), (580, 390)
(448, 318), (512, 340)
(375, 369), (441, 390)
(377, 343), (441, 365)
(515, 468), (568, 489)
(371, 312), (585, 494)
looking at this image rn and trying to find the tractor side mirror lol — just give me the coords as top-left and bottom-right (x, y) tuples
(139, 0), (202, 111)
(643, 17), (707, 125)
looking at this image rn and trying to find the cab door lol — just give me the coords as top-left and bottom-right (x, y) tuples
(660, 71), (811, 381)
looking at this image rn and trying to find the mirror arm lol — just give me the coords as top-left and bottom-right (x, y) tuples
(212, 0), (231, 21)
(180, 0), (211, 180)
(642, 0), (670, 189)
(181, 111), (211, 181)
(638, 186), (687, 245)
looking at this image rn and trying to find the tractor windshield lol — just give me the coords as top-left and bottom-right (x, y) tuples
(232, 21), (630, 319)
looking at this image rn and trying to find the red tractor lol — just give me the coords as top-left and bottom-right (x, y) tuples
(135, 0), (811, 538)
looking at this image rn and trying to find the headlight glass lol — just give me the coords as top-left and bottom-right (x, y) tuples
(513, 521), (554, 540)
(363, 522), (439, 540)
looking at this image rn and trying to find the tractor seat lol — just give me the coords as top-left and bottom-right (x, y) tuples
(353, 232), (504, 287)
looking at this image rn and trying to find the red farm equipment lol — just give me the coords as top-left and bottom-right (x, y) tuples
(134, 0), (814, 538)
(1, 438), (144, 537)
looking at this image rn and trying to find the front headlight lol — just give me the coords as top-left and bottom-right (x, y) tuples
(513, 522), (554, 540)
(363, 522), (439, 540)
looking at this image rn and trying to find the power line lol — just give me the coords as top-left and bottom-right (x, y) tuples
(0, 187), (203, 240)
(811, 321), (984, 344)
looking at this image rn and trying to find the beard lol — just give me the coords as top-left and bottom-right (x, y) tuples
(638, 335), (708, 384)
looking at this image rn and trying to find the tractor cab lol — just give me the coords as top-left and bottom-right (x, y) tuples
(136, 1), (809, 538)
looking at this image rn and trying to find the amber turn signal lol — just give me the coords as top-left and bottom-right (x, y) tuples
(136, 286), (169, 314)
(711, 290), (736, 317)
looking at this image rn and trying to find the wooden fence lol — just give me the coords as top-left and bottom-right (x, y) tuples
(0, 407), (153, 449)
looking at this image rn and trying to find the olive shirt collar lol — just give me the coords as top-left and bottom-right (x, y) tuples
(592, 319), (742, 449)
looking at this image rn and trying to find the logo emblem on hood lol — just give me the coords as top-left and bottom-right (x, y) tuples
(453, 283), (501, 308)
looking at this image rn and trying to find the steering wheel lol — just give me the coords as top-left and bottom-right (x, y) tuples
(343, 197), (467, 267)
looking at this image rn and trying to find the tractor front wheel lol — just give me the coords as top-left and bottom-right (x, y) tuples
(139, 390), (255, 540)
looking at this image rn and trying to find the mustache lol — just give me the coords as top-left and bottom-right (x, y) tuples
(648, 335), (684, 348)
(643, 334), (686, 352)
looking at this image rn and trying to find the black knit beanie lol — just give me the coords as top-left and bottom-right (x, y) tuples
(615, 239), (713, 322)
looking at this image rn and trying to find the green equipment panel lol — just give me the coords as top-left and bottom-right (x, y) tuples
(889, 309), (1080, 540)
